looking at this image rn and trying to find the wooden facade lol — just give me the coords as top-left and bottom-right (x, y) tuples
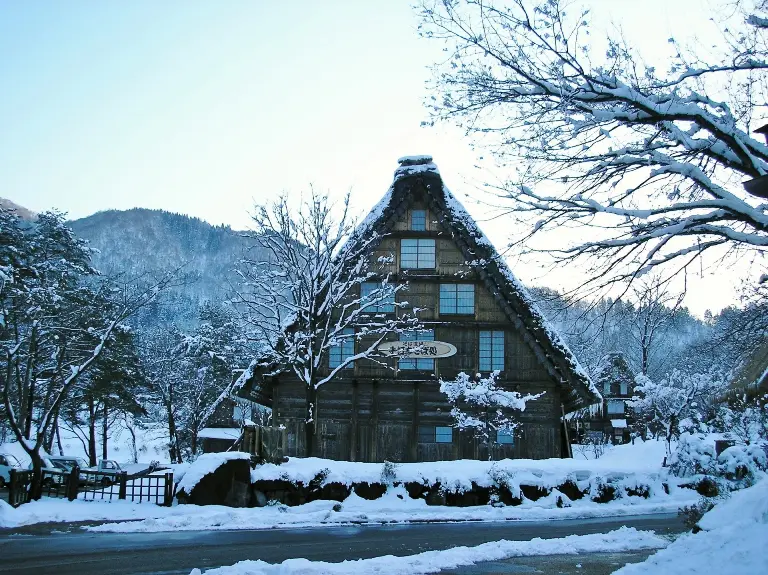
(239, 156), (599, 462)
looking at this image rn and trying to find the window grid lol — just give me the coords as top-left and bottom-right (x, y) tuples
(400, 239), (436, 269)
(398, 329), (434, 371)
(418, 426), (434, 443)
(329, 328), (355, 369)
(360, 281), (396, 313)
(410, 210), (427, 231)
(607, 399), (625, 414)
(439, 284), (475, 315)
(479, 330), (505, 372)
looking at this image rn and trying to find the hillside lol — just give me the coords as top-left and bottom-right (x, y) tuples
(70, 208), (258, 328)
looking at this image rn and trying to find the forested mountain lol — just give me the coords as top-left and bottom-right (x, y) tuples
(69, 209), (258, 329)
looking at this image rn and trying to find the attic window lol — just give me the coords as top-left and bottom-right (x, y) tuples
(479, 330), (504, 371)
(400, 239), (435, 269)
(410, 210), (427, 231)
(440, 284), (474, 315)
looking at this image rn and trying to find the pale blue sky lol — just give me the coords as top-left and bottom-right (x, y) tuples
(1, 0), (738, 314)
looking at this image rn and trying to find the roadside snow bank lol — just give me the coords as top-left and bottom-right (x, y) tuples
(613, 478), (768, 574)
(188, 527), (667, 575)
(87, 484), (696, 533)
(177, 452), (251, 495)
(0, 498), (179, 529)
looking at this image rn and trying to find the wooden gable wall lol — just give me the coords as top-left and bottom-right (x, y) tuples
(266, 181), (569, 462)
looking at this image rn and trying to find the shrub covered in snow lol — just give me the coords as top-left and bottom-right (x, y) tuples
(668, 435), (716, 478)
(669, 434), (767, 495)
(717, 444), (767, 487)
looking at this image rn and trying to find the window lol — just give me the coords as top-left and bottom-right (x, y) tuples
(607, 399), (626, 414)
(436, 426), (453, 443)
(418, 425), (453, 443)
(398, 330), (434, 371)
(496, 430), (515, 445)
(603, 382), (611, 395)
(620, 382), (628, 395)
(410, 209), (427, 231)
(479, 330), (505, 372)
(329, 328), (355, 369)
(360, 281), (396, 313)
(400, 239), (435, 269)
(439, 284), (475, 315)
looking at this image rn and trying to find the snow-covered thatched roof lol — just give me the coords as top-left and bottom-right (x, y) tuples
(239, 156), (600, 411)
(347, 156), (600, 411)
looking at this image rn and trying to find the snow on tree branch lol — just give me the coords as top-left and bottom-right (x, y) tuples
(419, 0), (768, 294)
(440, 371), (543, 458)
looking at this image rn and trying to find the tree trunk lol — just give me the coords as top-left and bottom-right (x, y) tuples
(88, 397), (97, 466)
(30, 451), (44, 500)
(102, 401), (108, 461)
(305, 386), (317, 457)
(55, 423), (64, 456)
(167, 402), (181, 464)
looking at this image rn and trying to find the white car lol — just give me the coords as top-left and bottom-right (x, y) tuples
(0, 453), (22, 488)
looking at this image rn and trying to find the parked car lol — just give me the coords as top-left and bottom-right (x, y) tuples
(28, 456), (67, 486)
(84, 459), (123, 485)
(0, 453), (22, 488)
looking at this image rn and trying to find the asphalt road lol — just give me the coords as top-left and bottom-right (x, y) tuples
(0, 514), (685, 575)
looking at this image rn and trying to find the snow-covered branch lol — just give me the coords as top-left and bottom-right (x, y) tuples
(420, 0), (768, 292)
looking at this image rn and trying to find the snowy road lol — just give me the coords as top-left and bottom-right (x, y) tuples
(0, 514), (684, 575)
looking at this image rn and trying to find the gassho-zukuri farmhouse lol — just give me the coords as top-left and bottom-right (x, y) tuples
(236, 156), (601, 463)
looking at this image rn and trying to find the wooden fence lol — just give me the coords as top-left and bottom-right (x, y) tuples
(241, 425), (286, 461)
(7, 466), (174, 508)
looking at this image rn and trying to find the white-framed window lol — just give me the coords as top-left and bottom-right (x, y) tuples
(360, 281), (396, 313)
(479, 330), (505, 372)
(439, 284), (475, 315)
(603, 381), (611, 395)
(410, 209), (427, 231)
(496, 430), (515, 445)
(329, 328), (355, 369)
(400, 239), (435, 269)
(607, 399), (626, 414)
(419, 425), (453, 443)
(398, 329), (434, 371)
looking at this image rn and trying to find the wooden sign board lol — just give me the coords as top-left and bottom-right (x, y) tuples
(376, 340), (457, 359)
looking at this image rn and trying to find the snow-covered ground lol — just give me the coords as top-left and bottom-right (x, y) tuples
(188, 527), (668, 575)
(0, 439), (698, 532)
(250, 439), (670, 488)
(612, 477), (768, 574)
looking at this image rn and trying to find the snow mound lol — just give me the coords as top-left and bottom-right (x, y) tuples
(177, 452), (251, 495)
(189, 527), (666, 574)
(614, 478), (768, 575)
(0, 499), (16, 529)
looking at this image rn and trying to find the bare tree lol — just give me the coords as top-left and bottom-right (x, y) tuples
(419, 0), (768, 295)
(233, 191), (421, 454)
(628, 277), (684, 376)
